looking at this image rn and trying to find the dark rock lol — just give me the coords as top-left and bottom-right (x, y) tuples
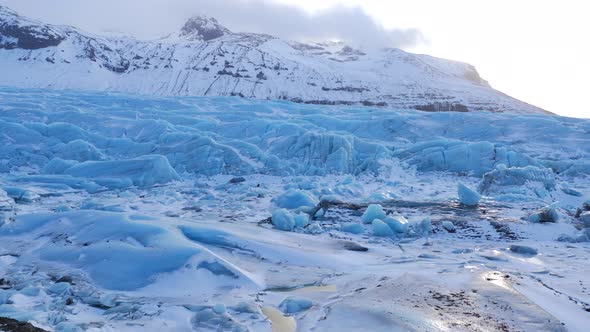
(361, 100), (387, 107)
(256, 71), (267, 80)
(182, 206), (203, 212)
(341, 241), (368, 252)
(527, 206), (559, 223)
(0, 23), (64, 50)
(104, 59), (130, 73)
(509, 245), (538, 256)
(0, 317), (48, 332)
(321, 86), (369, 93)
(229, 176), (246, 184)
(414, 102), (469, 113)
(179, 16), (230, 41)
(0, 278), (11, 289)
(55, 276), (74, 284)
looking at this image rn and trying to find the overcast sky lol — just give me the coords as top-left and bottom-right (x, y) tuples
(1, 0), (588, 118)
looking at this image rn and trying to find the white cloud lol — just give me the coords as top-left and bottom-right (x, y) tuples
(0, 0), (425, 49)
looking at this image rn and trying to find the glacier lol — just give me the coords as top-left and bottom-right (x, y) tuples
(0, 86), (589, 331)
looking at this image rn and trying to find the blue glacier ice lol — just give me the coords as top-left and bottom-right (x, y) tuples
(271, 209), (296, 231)
(0, 211), (258, 290)
(272, 190), (318, 212)
(457, 183), (481, 206)
(41, 158), (79, 175)
(64, 155), (180, 188)
(372, 219), (394, 236)
(340, 223), (365, 234)
(294, 213), (310, 228)
(479, 166), (556, 194)
(361, 204), (387, 224)
(279, 296), (313, 314)
(383, 215), (409, 233)
(0, 87), (588, 185)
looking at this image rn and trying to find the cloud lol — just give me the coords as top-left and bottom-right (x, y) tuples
(0, 0), (425, 49)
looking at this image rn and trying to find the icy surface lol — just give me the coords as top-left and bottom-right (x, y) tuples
(0, 87), (589, 331)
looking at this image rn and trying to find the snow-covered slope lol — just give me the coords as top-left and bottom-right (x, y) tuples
(0, 5), (547, 114)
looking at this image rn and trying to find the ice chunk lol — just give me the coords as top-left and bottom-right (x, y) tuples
(442, 220), (456, 233)
(279, 296), (313, 314)
(340, 223), (364, 234)
(48, 282), (71, 296)
(372, 219), (394, 237)
(272, 190), (318, 212)
(65, 155), (179, 188)
(561, 187), (583, 197)
(294, 213), (310, 228)
(271, 209), (295, 231)
(213, 303), (227, 314)
(361, 204), (386, 224)
(192, 308), (248, 332)
(527, 206), (559, 223)
(56, 322), (84, 332)
(230, 302), (260, 314)
(305, 222), (323, 234)
(314, 208), (325, 218)
(457, 183), (481, 206)
(382, 215), (408, 233)
(579, 211), (590, 227)
(419, 219), (432, 237)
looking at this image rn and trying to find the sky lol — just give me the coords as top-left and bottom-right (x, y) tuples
(1, 0), (588, 118)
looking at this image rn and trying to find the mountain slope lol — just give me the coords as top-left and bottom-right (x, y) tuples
(0, 6), (547, 114)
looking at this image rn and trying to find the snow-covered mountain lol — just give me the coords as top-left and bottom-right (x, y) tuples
(0, 6), (547, 114)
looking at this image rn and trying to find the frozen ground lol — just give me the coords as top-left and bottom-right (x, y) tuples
(0, 87), (589, 331)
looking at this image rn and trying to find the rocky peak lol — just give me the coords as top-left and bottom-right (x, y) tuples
(0, 6), (65, 50)
(179, 15), (230, 41)
(0, 5), (18, 22)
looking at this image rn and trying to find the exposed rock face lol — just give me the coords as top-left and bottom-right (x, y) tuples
(0, 6), (64, 49)
(415, 102), (469, 112)
(0, 317), (48, 332)
(179, 15), (231, 41)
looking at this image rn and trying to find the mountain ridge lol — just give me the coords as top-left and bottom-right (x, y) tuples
(0, 6), (549, 114)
